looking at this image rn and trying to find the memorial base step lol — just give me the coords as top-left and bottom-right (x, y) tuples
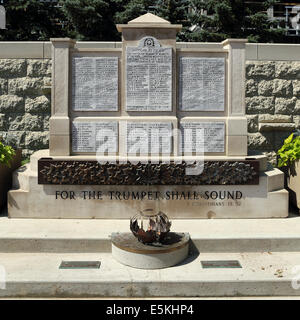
(0, 216), (300, 253)
(0, 251), (300, 297)
(8, 150), (288, 219)
(0, 215), (299, 297)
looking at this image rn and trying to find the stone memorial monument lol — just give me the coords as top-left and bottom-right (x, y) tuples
(8, 13), (288, 219)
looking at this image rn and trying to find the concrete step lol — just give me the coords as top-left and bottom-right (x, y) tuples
(1, 215), (300, 253)
(0, 251), (300, 297)
(265, 168), (285, 192)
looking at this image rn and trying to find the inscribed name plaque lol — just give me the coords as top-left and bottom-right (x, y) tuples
(72, 56), (118, 111)
(180, 122), (225, 153)
(126, 37), (172, 111)
(179, 57), (225, 111)
(72, 121), (118, 153)
(126, 122), (173, 155)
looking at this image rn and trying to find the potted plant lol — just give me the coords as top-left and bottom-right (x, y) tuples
(277, 131), (300, 212)
(0, 140), (22, 209)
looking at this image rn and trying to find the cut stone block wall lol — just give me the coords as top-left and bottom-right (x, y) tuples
(0, 46), (299, 163)
(0, 59), (51, 158)
(246, 61), (300, 165)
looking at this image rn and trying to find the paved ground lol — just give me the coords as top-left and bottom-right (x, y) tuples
(0, 205), (299, 298)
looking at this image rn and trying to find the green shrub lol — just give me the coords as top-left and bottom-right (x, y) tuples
(0, 141), (16, 168)
(21, 157), (30, 166)
(277, 131), (300, 168)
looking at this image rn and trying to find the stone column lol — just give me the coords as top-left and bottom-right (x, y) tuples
(49, 38), (76, 156)
(222, 39), (248, 156)
(222, 39), (248, 116)
(116, 13), (181, 157)
(116, 13), (182, 116)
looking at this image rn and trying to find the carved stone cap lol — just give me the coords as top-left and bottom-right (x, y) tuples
(117, 13), (182, 32)
(50, 38), (76, 48)
(222, 38), (248, 47)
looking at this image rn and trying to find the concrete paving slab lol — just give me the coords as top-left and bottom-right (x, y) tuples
(0, 252), (300, 297)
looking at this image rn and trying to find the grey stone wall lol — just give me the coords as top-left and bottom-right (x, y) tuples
(246, 61), (300, 165)
(0, 59), (51, 158)
(0, 57), (300, 163)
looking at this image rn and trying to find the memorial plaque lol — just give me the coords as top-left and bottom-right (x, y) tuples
(179, 57), (225, 111)
(72, 121), (118, 153)
(59, 261), (101, 269)
(126, 36), (172, 111)
(38, 159), (260, 185)
(72, 56), (118, 111)
(180, 122), (225, 153)
(201, 260), (242, 269)
(126, 122), (173, 155)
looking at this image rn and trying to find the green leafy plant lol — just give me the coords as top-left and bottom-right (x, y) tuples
(21, 157), (30, 166)
(0, 141), (16, 168)
(277, 132), (300, 168)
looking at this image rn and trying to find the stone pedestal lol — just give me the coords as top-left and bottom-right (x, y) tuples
(8, 150), (288, 219)
(111, 232), (190, 269)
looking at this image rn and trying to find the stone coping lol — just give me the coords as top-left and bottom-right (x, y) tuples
(0, 42), (300, 60)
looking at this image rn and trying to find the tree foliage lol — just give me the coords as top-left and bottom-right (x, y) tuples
(114, 0), (153, 24)
(0, 0), (65, 41)
(0, 0), (292, 43)
(184, 0), (286, 42)
(60, 0), (119, 40)
(156, 0), (189, 25)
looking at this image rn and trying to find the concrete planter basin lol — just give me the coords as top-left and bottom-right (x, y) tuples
(282, 160), (300, 213)
(288, 161), (300, 212)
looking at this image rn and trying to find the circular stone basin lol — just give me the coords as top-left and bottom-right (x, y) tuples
(111, 232), (190, 269)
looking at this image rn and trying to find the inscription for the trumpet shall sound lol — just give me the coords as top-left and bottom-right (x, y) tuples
(126, 37), (172, 111)
(179, 57), (225, 111)
(72, 121), (118, 153)
(180, 122), (225, 153)
(126, 122), (173, 155)
(72, 56), (118, 111)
